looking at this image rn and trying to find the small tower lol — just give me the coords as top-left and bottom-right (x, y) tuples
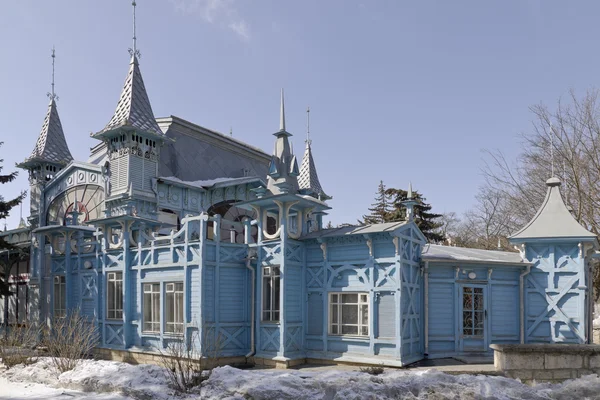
(91, 1), (167, 216)
(266, 89), (300, 195)
(298, 106), (330, 231)
(402, 183), (419, 222)
(17, 48), (73, 228)
(509, 177), (598, 343)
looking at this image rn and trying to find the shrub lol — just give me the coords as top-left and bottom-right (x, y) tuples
(360, 366), (385, 375)
(0, 323), (39, 369)
(157, 327), (222, 393)
(43, 310), (99, 373)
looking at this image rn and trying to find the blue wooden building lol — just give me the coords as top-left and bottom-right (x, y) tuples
(4, 12), (599, 367)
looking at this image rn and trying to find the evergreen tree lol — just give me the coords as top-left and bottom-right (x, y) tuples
(361, 180), (392, 224)
(385, 187), (445, 243)
(0, 143), (27, 297)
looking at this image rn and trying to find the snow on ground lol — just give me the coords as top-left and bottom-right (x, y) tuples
(3, 358), (600, 399)
(200, 366), (600, 400)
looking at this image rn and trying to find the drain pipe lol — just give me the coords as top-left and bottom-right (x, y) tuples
(519, 265), (531, 344)
(424, 261), (429, 357)
(245, 256), (256, 359)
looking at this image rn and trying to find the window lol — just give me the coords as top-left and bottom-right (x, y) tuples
(262, 266), (280, 321)
(143, 283), (160, 333)
(165, 282), (184, 334)
(54, 275), (66, 318)
(107, 272), (123, 319)
(462, 287), (484, 337)
(329, 293), (369, 336)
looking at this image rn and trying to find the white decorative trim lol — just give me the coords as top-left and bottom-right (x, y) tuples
(392, 237), (399, 256)
(320, 242), (327, 261)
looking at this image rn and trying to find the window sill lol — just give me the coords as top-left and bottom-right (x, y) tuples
(327, 334), (370, 341)
(141, 332), (161, 337)
(260, 321), (281, 326)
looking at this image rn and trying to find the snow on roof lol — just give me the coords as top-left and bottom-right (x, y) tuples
(158, 175), (263, 190)
(421, 243), (526, 264)
(300, 221), (408, 240)
(509, 177), (596, 241)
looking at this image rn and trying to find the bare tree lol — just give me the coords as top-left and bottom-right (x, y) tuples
(474, 89), (600, 297)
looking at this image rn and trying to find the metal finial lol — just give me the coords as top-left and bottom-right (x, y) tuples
(47, 47), (58, 101)
(128, 1), (141, 59)
(549, 123), (555, 177)
(279, 88), (286, 132)
(407, 182), (413, 199)
(306, 106), (311, 144)
(230, 127), (233, 137)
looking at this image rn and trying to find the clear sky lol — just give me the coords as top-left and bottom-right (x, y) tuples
(2, 0), (600, 229)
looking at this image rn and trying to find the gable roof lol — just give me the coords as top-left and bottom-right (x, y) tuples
(300, 221), (409, 240)
(509, 177), (597, 241)
(97, 55), (162, 136)
(19, 99), (73, 167)
(421, 244), (527, 265)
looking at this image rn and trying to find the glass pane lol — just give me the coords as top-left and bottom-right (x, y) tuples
(176, 293), (183, 323)
(331, 325), (338, 334)
(166, 292), (174, 323)
(360, 305), (369, 325)
(342, 293), (358, 303)
(153, 293), (160, 326)
(474, 294), (483, 311)
(361, 326), (369, 336)
(474, 329), (483, 336)
(144, 284), (152, 293)
(263, 276), (271, 312)
(342, 325), (358, 335)
(143, 293), (152, 329)
(273, 267), (280, 277)
(273, 277), (280, 312)
(272, 311), (279, 321)
(176, 283), (183, 292)
(331, 294), (338, 303)
(331, 304), (338, 323)
(116, 281), (123, 311)
(463, 293), (472, 309)
(262, 311), (270, 321)
(107, 281), (114, 311)
(360, 294), (368, 303)
(342, 305), (358, 324)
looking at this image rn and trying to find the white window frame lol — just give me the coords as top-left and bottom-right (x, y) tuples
(165, 282), (184, 334)
(106, 272), (123, 320)
(262, 266), (280, 322)
(143, 283), (161, 333)
(53, 275), (66, 318)
(329, 292), (369, 337)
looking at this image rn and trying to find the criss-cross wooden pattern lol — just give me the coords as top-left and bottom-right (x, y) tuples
(105, 252), (124, 268)
(80, 274), (96, 299)
(375, 263), (397, 287)
(400, 236), (422, 358)
(525, 243), (585, 343)
(52, 259), (66, 274)
(219, 245), (247, 263)
(261, 243), (281, 264)
(217, 326), (246, 350)
(105, 323), (124, 346)
(307, 265), (324, 288)
(260, 326), (280, 352)
(286, 326), (302, 352)
(285, 242), (303, 263)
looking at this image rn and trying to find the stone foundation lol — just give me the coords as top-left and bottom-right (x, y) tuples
(93, 347), (249, 369)
(490, 344), (600, 383)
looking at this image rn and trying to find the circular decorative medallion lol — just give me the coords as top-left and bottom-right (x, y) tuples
(468, 272), (477, 280)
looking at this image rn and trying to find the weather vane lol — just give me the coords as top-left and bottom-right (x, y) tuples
(47, 47), (58, 101)
(128, 1), (142, 59)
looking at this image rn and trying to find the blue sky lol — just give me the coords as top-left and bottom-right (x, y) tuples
(2, 1), (600, 229)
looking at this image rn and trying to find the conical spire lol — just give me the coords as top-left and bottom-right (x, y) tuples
(298, 107), (329, 199)
(509, 177), (596, 241)
(266, 89), (299, 194)
(19, 49), (73, 168)
(95, 1), (161, 137)
(97, 56), (162, 136)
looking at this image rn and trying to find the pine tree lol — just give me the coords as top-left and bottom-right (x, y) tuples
(0, 143), (27, 297)
(361, 180), (392, 224)
(385, 187), (445, 243)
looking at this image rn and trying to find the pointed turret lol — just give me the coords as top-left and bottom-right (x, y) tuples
(266, 89), (300, 195)
(298, 107), (329, 199)
(18, 49), (73, 173)
(509, 177), (596, 241)
(94, 55), (162, 138)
